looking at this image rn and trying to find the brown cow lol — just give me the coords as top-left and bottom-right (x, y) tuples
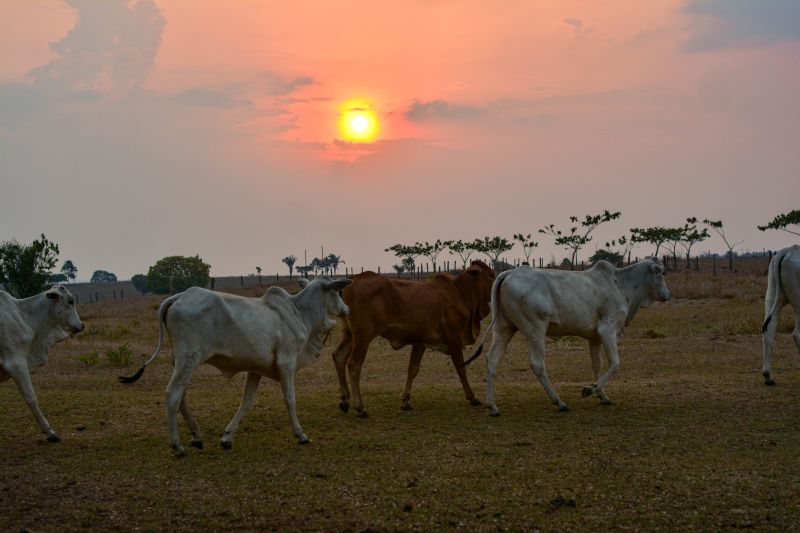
(332, 260), (495, 417)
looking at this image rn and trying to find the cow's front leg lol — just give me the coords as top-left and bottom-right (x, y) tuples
(5, 359), (59, 442)
(584, 325), (620, 398)
(279, 364), (309, 444)
(401, 344), (425, 410)
(589, 339), (612, 404)
(221, 372), (261, 450)
(449, 348), (481, 406)
(526, 337), (568, 412)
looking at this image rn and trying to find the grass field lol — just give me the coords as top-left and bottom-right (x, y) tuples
(2, 259), (799, 531)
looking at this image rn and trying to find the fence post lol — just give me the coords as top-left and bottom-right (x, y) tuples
(121, 289), (124, 299)
(378, 266), (381, 274)
(95, 292), (99, 302)
(113, 290), (116, 300)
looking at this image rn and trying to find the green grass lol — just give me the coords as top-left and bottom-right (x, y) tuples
(1, 265), (799, 530)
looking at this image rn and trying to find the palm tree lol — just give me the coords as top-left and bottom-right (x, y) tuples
(282, 255), (297, 279)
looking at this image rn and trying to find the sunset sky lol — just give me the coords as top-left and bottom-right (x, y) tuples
(1, 1), (798, 279)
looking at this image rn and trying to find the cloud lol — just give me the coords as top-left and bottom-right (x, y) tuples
(170, 88), (252, 108)
(562, 17), (596, 40)
(404, 99), (483, 121)
(29, 0), (165, 94)
(683, 0), (800, 51)
(254, 71), (315, 95)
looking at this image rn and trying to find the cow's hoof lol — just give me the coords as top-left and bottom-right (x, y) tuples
(401, 403), (413, 411)
(488, 408), (501, 417)
(190, 439), (204, 450)
(173, 447), (187, 458)
(220, 439), (232, 450)
(765, 378), (776, 386)
(357, 410), (369, 419)
(470, 397), (482, 406)
(600, 399), (613, 406)
(46, 432), (61, 443)
(557, 404), (570, 412)
(581, 386), (594, 398)
(298, 437), (311, 445)
(339, 401), (350, 413)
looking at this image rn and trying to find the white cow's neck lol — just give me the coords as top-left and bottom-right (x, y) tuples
(17, 293), (67, 363)
(615, 262), (652, 326)
(291, 286), (333, 359)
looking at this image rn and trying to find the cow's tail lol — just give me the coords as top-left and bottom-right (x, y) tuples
(118, 293), (181, 384)
(462, 269), (513, 367)
(761, 249), (788, 334)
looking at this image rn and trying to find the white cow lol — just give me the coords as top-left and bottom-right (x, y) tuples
(464, 258), (670, 416)
(761, 245), (800, 386)
(119, 277), (351, 457)
(1, 286), (85, 441)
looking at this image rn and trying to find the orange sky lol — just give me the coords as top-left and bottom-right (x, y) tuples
(1, 1), (799, 278)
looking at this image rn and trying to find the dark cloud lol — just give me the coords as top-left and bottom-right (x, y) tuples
(29, 0), (165, 93)
(170, 89), (252, 108)
(404, 99), (483, 121)
(684, 0), (800, 51)
(255, 72), (315, 95)
(562, 17), (595, 40)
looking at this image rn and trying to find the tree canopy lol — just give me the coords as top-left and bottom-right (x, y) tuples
(0, 234), (60, 298)
(147, 255), (211, 295)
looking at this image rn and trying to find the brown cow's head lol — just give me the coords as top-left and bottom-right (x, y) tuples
(456, 260), (496, 344)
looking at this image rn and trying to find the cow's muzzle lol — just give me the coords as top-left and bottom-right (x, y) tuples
(71, 322), (85, 334)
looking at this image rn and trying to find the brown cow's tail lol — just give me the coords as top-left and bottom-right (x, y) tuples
(118, 293), (180, 384)
(762, 249), (788, 334)
(462, 269), (512, 367)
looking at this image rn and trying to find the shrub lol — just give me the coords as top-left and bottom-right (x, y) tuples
(147, 255), (211, 294)
(106, 342), (133, 367)
(78, 351), (100, 366)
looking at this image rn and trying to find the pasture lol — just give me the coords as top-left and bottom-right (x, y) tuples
(2, 259), (799, 531)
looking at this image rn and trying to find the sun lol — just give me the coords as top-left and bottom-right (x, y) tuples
(339, 99), (380, 142)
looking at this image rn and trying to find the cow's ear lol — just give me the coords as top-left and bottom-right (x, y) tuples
(649, 263), (663, 274)
(46, 290), (59, 300)
(324, 278), (352, 292)
(297, 278), (311, 288)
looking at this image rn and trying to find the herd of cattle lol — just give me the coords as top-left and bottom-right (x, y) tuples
(1, 245), (799, 457)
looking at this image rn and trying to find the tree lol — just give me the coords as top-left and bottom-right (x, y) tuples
(472, 236), (514, 269)
(703, 219), (742, 272)
(448, 240), (477, 269)
(630, 226), (671, 257)
(663, 227), (687, 271)
(605, 235), (633, 265)
(513, 233), (539, 265)
(91, 270), (118, 283)
(758, 209), (800, 236)
(401, 256), (416, 274)
(60, 260), (77, 283)
(539, 210), (621, 269)
(385, 243), (424, 271)
(0, 234), (60, 298)
(282, 255), (297, 279)
(392, 264), (405, 277)
(131, 274), (149, 295)
(296, 265), (313, 277)
(49, 273), (68, 284)
(418, 240), (451, 272)
(589, 249), (623, 265)
(678, 217), (709, 268)
(325, 253), (343, 275)
(147, 255), (211, 295)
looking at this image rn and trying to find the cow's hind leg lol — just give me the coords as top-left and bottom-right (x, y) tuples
(221, 372), (261, 450)
(401, 344), (425, 410)
(4, 360), (59, 442)
(332, 328), (353, 413)
(589, 339), (612, 404)
(449, 348), (481, 406)
(165, 352), (201, 457)
(179, 393), (204, 449)
(485, 321), (516, 417)
(347, 339), (373, 418)
(524, 331), (568, 412)
(762, 292), (786, 386)
(583, 324), (620, 398)
(278, 362), (309, 443)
